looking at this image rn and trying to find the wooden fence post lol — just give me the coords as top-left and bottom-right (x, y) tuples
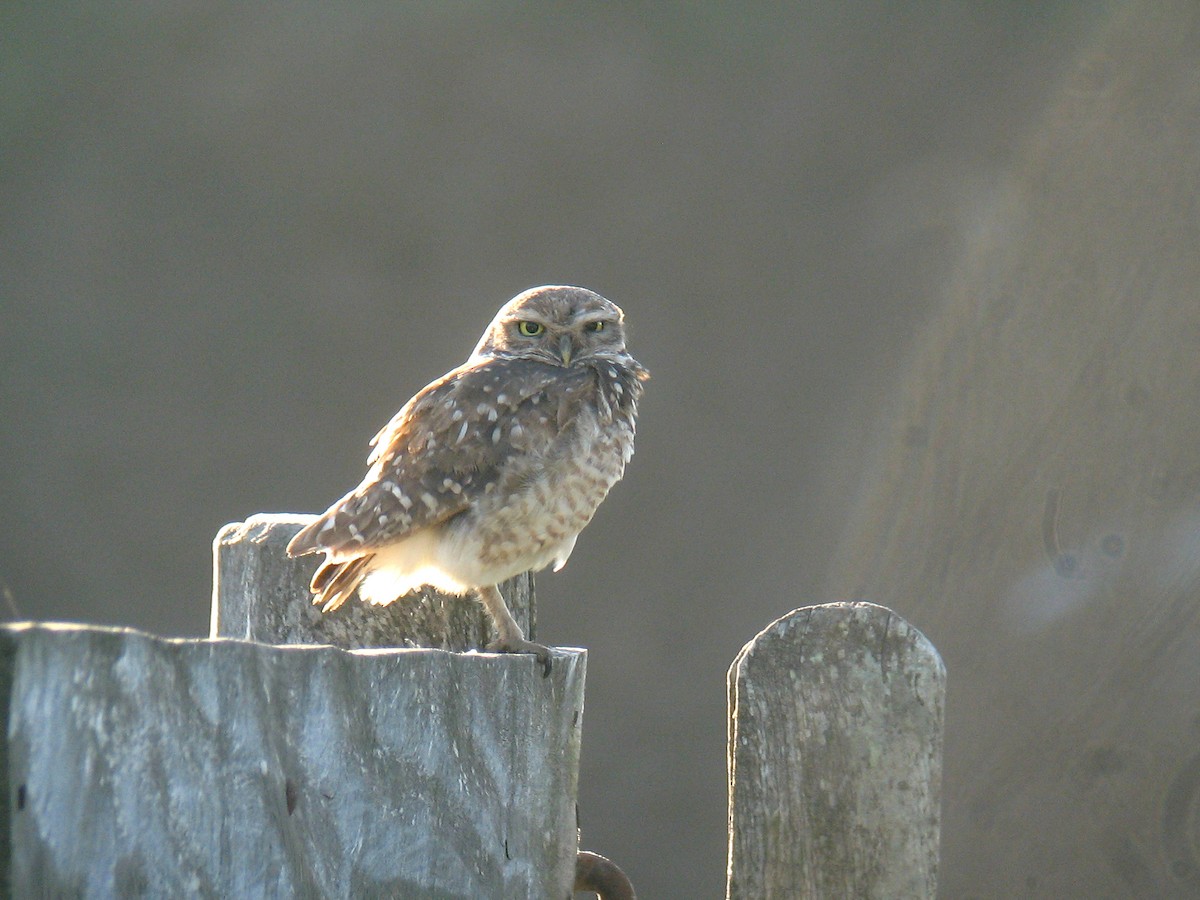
(0, 514), (583, 897)
(1, 624), (584, 897)
(726, 602), (944, 899)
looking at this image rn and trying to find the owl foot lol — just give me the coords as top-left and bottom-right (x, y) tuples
(475, 584), (552, 676)
(486, 636), (552, 676)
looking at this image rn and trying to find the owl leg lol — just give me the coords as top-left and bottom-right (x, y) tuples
(476, 584), (552, 676)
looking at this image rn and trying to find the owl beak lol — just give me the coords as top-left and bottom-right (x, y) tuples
(558, 334), (573, 366)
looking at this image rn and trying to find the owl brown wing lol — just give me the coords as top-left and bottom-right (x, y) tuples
(287, 356), (593, 558)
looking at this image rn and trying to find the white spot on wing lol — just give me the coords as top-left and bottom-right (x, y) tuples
(386, 484), (413, 510)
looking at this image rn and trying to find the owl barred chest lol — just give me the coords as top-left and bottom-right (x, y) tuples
(457, 376), (637, 578)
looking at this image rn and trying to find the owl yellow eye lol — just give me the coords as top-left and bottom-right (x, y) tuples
(517, 321), (545, 337)
(587, 321), (606, 332)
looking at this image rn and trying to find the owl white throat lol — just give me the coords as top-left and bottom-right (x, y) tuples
(286, 285), (648, 675)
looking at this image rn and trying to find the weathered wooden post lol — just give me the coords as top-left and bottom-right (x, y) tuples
(726, 602), (944, 899)
(0, 513), (584, 897)
(209, 513), (583, 897)
(211, 512), (534, 650)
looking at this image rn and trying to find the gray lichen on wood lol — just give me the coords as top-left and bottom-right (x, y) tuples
(212, 513), (534, 650)
(2, 623), (584, 898)
(726, 602), (944, 900)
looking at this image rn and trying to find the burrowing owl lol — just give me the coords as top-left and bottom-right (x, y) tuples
(287, 285), (648, 672)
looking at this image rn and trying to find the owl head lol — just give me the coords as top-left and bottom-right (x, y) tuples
(470, 285), (631, 367)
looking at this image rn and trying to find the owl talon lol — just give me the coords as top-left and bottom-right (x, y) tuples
(486, 637), (553, 676)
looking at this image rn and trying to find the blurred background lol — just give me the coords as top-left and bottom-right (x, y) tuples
(7, 3), (1200, 897)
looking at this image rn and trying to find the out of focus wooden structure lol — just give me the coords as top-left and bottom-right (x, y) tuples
(826, 3), (1200, 894)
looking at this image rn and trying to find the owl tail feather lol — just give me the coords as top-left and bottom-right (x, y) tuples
(309, 555), (371, 612)
(286, 517), (330, 557)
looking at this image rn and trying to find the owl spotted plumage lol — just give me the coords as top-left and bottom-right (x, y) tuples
(287, 285), (648, 672)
